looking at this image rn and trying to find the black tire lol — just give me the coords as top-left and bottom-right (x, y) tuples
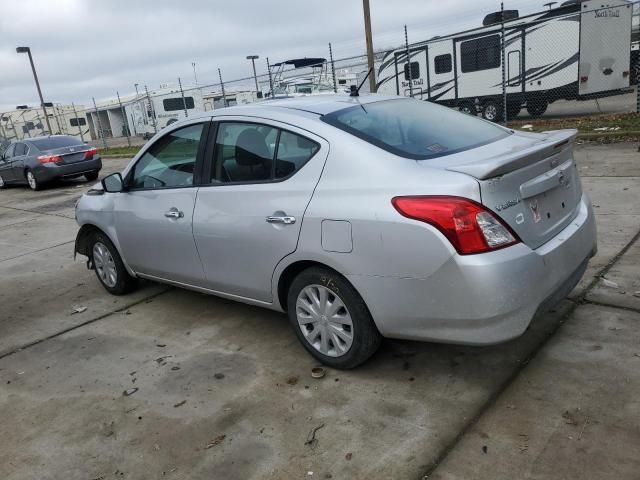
(287, 267), (382, 369)
(85, 171), (100, 182)
(25, 169), (42, 191)
(506, 104), (521, 120)
(458, 101), (476, 116)
(89, 231), (138, 295)
(526, 101), (548, 117)
(481, 100), (503, 122)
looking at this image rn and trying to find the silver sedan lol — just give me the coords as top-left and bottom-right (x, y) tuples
(74, 95), (597, 368)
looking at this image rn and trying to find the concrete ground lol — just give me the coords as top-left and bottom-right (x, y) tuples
(0, 143), (638, 480)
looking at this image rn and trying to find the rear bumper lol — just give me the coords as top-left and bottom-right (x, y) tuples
(348, 193), (597, 345)
(34, 157), (102, 182)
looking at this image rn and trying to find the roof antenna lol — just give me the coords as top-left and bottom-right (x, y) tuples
(350, 68), (373, 97)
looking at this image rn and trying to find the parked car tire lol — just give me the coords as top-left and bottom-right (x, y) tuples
(85, 171), (100, 182)
(481, 100), (503, 122)
(458, 101), (476, 116)
(25, 169), (42, 191)
(90, 232), (138, 295)
(287, 267), (382, 369)
(526, 101), (548, 117)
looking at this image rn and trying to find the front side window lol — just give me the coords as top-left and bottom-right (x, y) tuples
(434, 54), (452, 74)
(460, 35), (501, 73)
(211, 122), (319, 183)
(130, 123), (203, 189)
(4, 144), (16, 158)
(321, 98), (510, 160)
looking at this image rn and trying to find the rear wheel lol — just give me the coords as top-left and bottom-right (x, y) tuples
(25, 169), (41, 191)
(481, 100), (503, 122)
(287, 267), (381, 369)
(85, 171), (100, 182)
(90, 232), (137, 295)
(458, 101), (476, 116)
(526, 100), (548, 117)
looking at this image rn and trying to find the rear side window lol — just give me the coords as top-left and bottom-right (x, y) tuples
(434, 54), (452, 74)
(211, 122), (319, 183)
(321, 98), (510, 160)
(14, 143), (28, 156)
(30, 136), (84, 150)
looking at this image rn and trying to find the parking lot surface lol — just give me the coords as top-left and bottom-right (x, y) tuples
(1, 144), (638, 480)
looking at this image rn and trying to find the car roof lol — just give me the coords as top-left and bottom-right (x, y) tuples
(188, 93), (402, 120)
(13, 135), (76, 144)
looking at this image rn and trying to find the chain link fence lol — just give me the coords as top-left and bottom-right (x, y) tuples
(2, 0), (638, 148)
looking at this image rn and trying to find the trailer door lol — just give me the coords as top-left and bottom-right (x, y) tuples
(579, 0), (632, 96)
(397, 47), (429, 99)
(427, 40), (455, 102)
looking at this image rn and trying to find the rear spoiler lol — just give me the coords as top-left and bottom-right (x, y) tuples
(446, 129), (577, 180)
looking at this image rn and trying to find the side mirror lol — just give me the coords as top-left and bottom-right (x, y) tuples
(101, 172), (124, 193)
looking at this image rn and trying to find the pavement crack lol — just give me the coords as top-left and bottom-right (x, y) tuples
(0, 240), (75, 263)
(0, 287), (172, 361)
(579, 299), (640, 315)
(0, 204), (75, 220)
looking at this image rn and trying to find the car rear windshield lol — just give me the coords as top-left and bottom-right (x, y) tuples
(321, 98), (510, 160)
(30, 136), (85, 150)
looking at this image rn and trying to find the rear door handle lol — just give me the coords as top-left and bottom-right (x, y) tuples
(266, 215), (296, 225)
(164, 208), (184, 219)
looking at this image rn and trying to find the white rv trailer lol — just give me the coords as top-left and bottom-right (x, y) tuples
(376, 0), (633, 120)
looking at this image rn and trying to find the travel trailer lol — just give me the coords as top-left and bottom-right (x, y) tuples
(376, 0), (633, 120)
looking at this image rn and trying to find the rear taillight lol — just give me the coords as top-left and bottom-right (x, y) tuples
(38, 155), (62, 164)
(84, 148), (97, 159)
(391, 196), (519, 255)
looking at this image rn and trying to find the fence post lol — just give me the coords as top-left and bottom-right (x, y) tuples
(501, 2), (507, 124)
(266, 57), (275, 98)
(329, 43), (338, 93)
(404, 25), (413, 98)
(178, 77), (189, 118)
(218, 68), (228, 108)
(92, 97), (108, 150)
(144, 85), (158, 134)
(71, 102), (85, 143)
(116, 91), (131, 147)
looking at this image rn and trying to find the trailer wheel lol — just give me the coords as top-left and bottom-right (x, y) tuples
(526, 101), (548, 117)
(481, 100), (503, 122)
(457, 102), (476, 116)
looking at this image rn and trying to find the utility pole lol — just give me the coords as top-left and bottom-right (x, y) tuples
(16, 47), (52, 134)
(246, 55), (260, 97)
(362, 0), (376, 93)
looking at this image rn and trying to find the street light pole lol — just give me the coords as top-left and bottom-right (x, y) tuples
(246, 55), (260, 97)
(362, 0), (376, 93)
(16, 47), (52, 134)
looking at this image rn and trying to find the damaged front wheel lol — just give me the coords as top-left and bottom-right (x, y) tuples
(89, 232), (138, 295)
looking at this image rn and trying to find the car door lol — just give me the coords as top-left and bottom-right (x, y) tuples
(193, 118), (328, 302)
(0, 144), (16, 181)
(9, 143), (28, 181)
(112, 120), (211, 285)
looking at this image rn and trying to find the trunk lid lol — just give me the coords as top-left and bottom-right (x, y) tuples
(42, 145), (92, 164)
(441, 129), (582, 250)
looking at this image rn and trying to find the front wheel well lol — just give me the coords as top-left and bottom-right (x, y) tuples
(75, 224), (106, 257)
(277, 260), (341, 312)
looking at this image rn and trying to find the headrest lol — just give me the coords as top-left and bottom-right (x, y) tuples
(235, 129), (270, 167)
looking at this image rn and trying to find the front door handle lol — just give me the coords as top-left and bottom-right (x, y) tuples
(164, 208), (184, 219)
(266, 215), (296, 225)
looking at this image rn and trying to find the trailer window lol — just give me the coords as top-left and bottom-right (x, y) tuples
(404, 62), (420, 80)
(70, 117), (87, 127)
(321, 98), (510, 160)
(163, 97), (195, 112)
(434, 54), (452, 74)
(460, 35), (501, 73)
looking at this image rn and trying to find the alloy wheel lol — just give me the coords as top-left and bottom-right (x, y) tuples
(93, 242), (118, 288)
(26, 171), (37, 190)
(484, 105), (497, 121)
(0, 175), (4, 188)
(296, 284), (354, 357)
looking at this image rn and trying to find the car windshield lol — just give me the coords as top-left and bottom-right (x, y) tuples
(30, 136), (85, 150)
(321, 98), (511, 160)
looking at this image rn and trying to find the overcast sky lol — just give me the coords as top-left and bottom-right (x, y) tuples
(1, 0), (546, 112)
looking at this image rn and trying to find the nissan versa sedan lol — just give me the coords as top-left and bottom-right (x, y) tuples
(74, 95), (597, 368)
(0, 135), (102, 190)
